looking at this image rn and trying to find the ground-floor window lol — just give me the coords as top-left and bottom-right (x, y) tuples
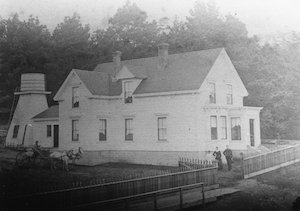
(125, 118), (133, 141)
(99, 119), (107, 141)
(12, 125), (19, 138)
(220, 116), (227, 139)
(231, 117), (241, 140)
(210, 116), (218, 140)
(158, 117), (167, 140)
(72, 120), (79, 141)
(46, 125), (52, 137)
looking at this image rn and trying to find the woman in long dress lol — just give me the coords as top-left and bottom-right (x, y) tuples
(213, 147), (223, 170)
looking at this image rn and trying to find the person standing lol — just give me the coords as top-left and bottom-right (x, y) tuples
(213, 147), (223, 170)
(223, 145), (233, 171)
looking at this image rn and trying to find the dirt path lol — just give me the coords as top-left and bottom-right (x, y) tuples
(190, 162), (300, 210)
(236, 178), (298, 210)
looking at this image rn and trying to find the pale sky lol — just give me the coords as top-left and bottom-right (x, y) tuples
(1, 0), (300, 38)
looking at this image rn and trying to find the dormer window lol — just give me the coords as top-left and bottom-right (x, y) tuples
(72, 87), (79, 108)
(209, 83), (216, 104)
(124, 81), (133, 103)
(226, 84), (233, 105)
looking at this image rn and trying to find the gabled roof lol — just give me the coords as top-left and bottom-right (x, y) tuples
(74, 69), (122, 96)
(94, 48), (223, 95)
(32, 105), (59, 119)
(55, 48), (225, 98)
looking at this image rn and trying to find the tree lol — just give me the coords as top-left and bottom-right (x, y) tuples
(49, 13), (94, 101)
(91, 1), (159, 62)
(0, 14), (51, 119)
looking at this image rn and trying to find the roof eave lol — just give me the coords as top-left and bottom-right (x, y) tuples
(32, 117), (59, 122)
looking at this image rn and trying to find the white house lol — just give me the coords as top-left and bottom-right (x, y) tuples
(6, 44), (262, 166)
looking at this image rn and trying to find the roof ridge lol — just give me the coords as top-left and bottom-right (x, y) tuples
(74, 69), (105, 75)
(96, 47), (224, 66)
(77, 47), (226, 96)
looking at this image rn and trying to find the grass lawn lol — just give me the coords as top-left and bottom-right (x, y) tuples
(2, 147), (300, 210)
(1, 148), (180, 195)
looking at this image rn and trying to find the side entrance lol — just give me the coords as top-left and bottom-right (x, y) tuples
(53, 125), (59, 148)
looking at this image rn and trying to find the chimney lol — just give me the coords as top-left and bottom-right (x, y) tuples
(112, 51), (122, 76)
(158, 43), (169, 69)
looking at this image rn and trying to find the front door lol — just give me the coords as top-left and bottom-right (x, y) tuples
(53, 125), (59, 148)
(249, 119), (255, 147)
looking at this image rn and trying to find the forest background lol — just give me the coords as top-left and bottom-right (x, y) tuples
(1, 1), (300, 139)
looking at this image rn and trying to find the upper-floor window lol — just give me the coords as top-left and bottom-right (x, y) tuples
(209, 83), (216, 104)
(12, 125), (19, 138)
(210, 116), (218, 140)
(231, 117), (241, 140)
(220, 116), (227, 139)
(124, 81), (133, 104)
(99, 119), (107, 141)
(226, 84), (233, 105)
(72, 120), (79, 141)
(125, 118), (133, 140)
(158, 117), (167, 140)
(47, 125), (52, 137)
(72, 87), (79, 108)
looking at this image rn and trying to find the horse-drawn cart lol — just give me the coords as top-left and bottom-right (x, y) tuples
(15, 146), (51, 167)
(15, 145), (84, 171)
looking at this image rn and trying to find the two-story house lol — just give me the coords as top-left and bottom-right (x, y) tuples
(6, 44), (262, 166)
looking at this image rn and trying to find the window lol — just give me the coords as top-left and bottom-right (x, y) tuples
(72, 87), (79, 108)
(125, 118), (133, 140)
(226, 84), (233, 105)
(72, 120), (79, 141)
(158, 117), (167, 140)
(210, 116), (218, 140)
(47, 125), (52, 137)
(220, 116), (227, 139)
(12, 125), (19, 138)
(99, 119), (107, 141)
(124, 81), (133, 103)
(231, 117), (241, 140)
(209, 83), (216, 104)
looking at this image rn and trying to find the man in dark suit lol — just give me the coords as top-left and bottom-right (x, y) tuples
(223, 145), (233, 171)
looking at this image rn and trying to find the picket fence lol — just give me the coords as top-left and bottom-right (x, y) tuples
(242, 144), (300, 178)
(5, 158), (218, 210)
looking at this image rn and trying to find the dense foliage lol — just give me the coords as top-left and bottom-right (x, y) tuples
(0, 1), (299, 139)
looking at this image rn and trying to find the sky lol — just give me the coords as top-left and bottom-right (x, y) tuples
(1, 0), (300, 38)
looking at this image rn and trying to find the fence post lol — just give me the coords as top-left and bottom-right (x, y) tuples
(202, 184), (206, 211)
(125, 199), (129, 211)
(284, 148), (287, 163)
(240, 153), (244, 179)
(154, 193), (158, 211)
(179, 188), (183, 211)
(2, 184), (5, 211)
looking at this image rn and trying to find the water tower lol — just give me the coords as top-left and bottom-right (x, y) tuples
(6, 73), (50, 146)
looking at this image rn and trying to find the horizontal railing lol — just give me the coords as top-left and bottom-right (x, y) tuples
(5, 166), (217, 210)
(70, 182), (206, 211)
(242, 144), (300, 178)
